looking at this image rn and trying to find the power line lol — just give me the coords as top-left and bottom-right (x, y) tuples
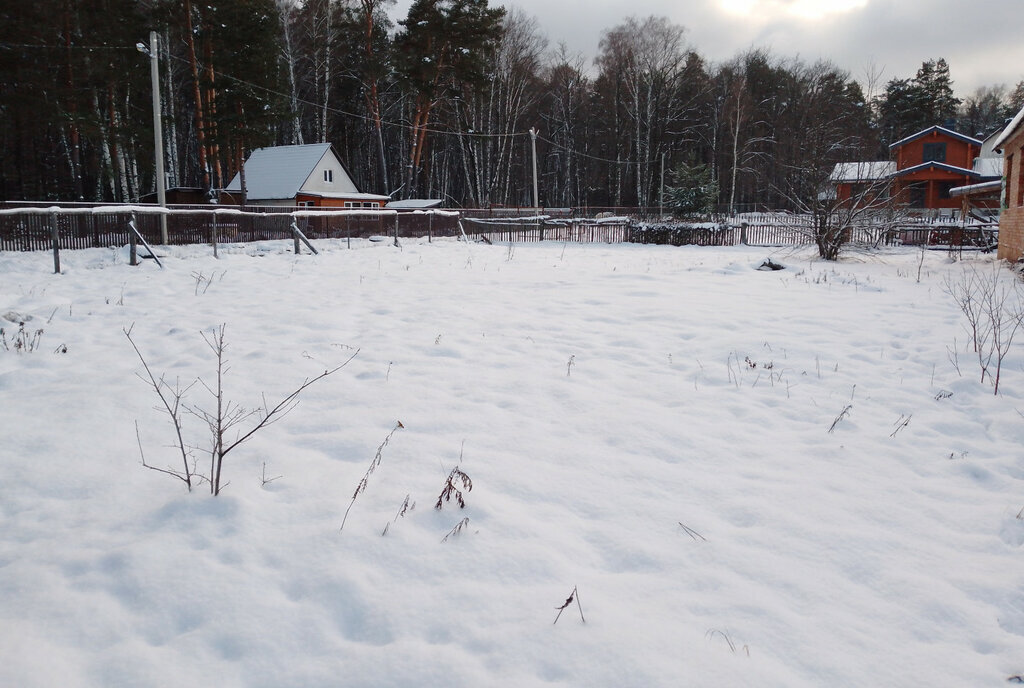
(0, 41), (136, 51)
(4, 40), (661, 169)
(535, 133), (662, 166)
(163, 51), (529, 141)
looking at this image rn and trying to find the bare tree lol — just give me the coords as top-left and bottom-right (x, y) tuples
(277, 0), (305, 145)
(596, 16), (690, 206)
(451, 9), (546, 206)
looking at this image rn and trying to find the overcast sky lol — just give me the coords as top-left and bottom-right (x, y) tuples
(391, 0), (1024, 97)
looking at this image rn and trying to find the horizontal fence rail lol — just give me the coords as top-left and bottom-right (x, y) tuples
(0, 204), (999, 257)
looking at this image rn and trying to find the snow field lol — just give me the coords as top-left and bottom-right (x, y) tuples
(1, 238), (1023, 687)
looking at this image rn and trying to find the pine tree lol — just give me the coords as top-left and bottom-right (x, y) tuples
(395, 0), (505, 197)
(665, 162), (717, 216)
(1008, 80), (1024, 118)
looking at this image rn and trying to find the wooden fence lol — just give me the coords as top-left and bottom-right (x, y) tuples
(0, 206), (463, 252)
(0, 204), (998, 254)
(460, 217), (632, 244)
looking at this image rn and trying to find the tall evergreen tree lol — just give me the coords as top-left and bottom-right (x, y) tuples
(394, 0), (505, 197)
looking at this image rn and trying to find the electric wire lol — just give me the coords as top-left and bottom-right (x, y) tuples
(2, 40), (666, 167)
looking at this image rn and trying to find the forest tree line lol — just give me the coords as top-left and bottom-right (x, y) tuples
(2, 0), (1023, 210)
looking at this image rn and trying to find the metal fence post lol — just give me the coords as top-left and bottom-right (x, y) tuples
(394, 213), (400, 247)
(740, 222), (748, 245)
(50, 212), (60, 274)
(129, 212), (138, 266)
(211, 211), (219, 258)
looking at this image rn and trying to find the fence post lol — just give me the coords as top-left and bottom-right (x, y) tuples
(346, 214), (351, 249)
(211, 211), (219, 259)
(129, 212), (138, 266)
(428, 211), (433, 243)
(290, 220), (319, 255)
(50, 212), (61, 274)
(394, 213), (400, 247)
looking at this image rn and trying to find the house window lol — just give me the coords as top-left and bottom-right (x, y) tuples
(1018, 147), (1024, 207)
(1007, 154), (1014, 209)
(344, 201), (354, 208)
(324, 169), (334, 183)
(922, 142), (946, 163)
(297, 200), (314, 207)
(908, 182), (927, 208)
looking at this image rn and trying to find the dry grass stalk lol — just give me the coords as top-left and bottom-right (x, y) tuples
(441, 517), (470, 542)
(340, 421), (404, 532)
(436, 466), (473, 509)
(553, 586), (585, 625)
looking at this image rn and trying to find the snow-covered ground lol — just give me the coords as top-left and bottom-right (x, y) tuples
(1, 238), (1023, 687)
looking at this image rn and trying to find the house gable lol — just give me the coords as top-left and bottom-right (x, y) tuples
(890, 127), (981, 172)
(298, 148), (360, 196)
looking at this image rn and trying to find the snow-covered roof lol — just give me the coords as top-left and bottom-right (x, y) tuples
(892, 161), (979, 178)
(386, 199), (444, 209)
(972, 156), (1003, 179)
(829, 161), (895, 183)
(225, 144), (347, 200)
(993, 104), (1024, 152)
(889, 125), (982, 150)
(949, 179), (1002, 197)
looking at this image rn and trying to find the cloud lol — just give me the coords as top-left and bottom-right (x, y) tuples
(718, 0), (869, 21)
(389, 0), (1024, 93)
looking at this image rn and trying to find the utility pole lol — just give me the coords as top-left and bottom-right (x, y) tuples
(529, 127), (539, 210)
(148, 31), (168, 244)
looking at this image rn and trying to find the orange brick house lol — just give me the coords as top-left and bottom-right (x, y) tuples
(995, 106), (1024, 262)
(831, 126), (1000, 211)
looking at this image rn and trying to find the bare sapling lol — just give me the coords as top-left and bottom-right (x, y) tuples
(125, 325), (197, 490)
(340, 421), (404, 532)
(943, 267), (992, 376)
(980, 272), (1024, 395)
(553, 586), (585, 625)
(128, 323), (356, 495)
(190, 325), (356, 495)
(944, 265), (1024, 394)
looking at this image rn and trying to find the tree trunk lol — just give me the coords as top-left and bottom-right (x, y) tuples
(184, 0), (210, 190)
